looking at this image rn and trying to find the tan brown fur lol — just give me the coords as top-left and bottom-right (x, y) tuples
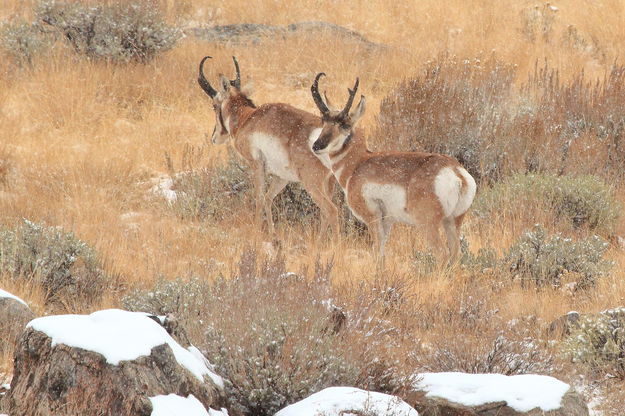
(204, 72), (339, 235)
(310, 76), (476, 262)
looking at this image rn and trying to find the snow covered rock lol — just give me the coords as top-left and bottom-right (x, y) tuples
(274, 386), (418, 416)
(150, 394), (229, 416)
(408, 372), (588, 415)
(0, 288), (35, 353)
(6, 309), (224, 416)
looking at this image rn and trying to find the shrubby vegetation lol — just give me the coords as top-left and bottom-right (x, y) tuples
(0, 219), (110, 305)
(506, 225), (611, 290)
(0, 20), (51, 65)
(373, 56), (625, 182)
(170, 154), (366, 234)
(0, 0), (181, 64)
(563, 308), (625, 379)
(124, 249), (402, 416)
(473, 173), (621, 234)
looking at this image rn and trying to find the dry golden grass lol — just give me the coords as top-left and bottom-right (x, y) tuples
(2, 0), (625, 409)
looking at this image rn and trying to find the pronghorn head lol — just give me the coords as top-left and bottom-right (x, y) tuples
(198, 55), (253, 144)
(310, 73), (366, 155)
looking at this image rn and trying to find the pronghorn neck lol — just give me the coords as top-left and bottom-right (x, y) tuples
(328, 129), (368, 189)
(225, 93), (256, 136)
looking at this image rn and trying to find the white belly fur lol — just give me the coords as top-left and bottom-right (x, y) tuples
(362, 183), (415, 224)
(250, 133), (299, 182)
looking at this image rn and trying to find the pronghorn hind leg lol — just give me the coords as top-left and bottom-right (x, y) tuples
(372, 199), (392, 265)
(425, 221), (447, 265)
(252, 161), (267, 230)
(263, 176), (289, 235)
(443, 217), (461, 265)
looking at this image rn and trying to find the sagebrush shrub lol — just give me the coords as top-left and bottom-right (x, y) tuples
(171, 156), (253, 222)
(124, 249), (402, 416)
(35, 0), (181, 62)
(170, 154), (366, 234)
(473, 173), (621, 234)
(373, 56), (625, 182)
(0, 20), (52, 65)
(373, 56), (516, 181)
(0, 219), (110, 304)
(563, 308), (625, 379)
(505, 224), (611, 290)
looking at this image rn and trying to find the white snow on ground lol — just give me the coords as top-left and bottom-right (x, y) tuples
(0, 288), (28, 307)
(151, 175), (177, 203)
(274, 386), (419, 416)
(150, 394), (229, 416)
(188, 345), (224, 389)
(415, 372), (570, 412)
(27, 309), (220, 382)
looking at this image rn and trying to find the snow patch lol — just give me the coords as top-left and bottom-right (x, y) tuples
(150, 394), (229, 416)
(151, 175), (178, 203)
(27, 309), (221, 383)
(0, 288), (28, 307)
(415, 372), (570, 412)
(188, 345), (224, 389)
(275, 386), (418, 416)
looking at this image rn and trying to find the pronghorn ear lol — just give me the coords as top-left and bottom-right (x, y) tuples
(218, 74), (231, 94)
(350, 95), (366, 124)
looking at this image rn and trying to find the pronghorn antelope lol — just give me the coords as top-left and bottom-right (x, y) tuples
(309, 73), (476, 262)
(197, 56), (339, 235)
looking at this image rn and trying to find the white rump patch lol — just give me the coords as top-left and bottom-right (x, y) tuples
(362, 183), (414, 224)
(453, 167), (476, 217)
(434, 167), (462, 217)
(250, 133), (299, 182)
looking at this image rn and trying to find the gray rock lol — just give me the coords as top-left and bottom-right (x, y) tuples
(547, 311), (581, 338)
(7, 323), (223, 415)
(409, 388), (588, 415)
(0, 292), (35, 354)
(187, 21), (385, 51)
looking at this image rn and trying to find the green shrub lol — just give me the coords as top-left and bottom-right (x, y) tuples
(171, 156), (253, 222)
(35, 0), (181, 62)
(373, 57), (625, 182)
(0, 219), (110, 304)
(563, 308), (625, 379)
(473, 173), (621, 234)
(505, 224), (611, 290)
(0, 20), (52, 65)
(123, 250), (401, 416)
(170, 154), (367, 234)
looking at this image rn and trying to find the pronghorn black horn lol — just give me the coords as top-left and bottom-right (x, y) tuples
(198, 56), (217, 98)
(311, 72), (330, 115)
(230, 56), (241, 89)
(338, 77), (359, 119)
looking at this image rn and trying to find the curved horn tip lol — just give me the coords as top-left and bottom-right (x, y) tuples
(315, 72), (326, 81)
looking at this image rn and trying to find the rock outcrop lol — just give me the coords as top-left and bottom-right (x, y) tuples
(0, 288), (35, 353)
(275, 387), (418, 416)
(408, 372), (588, 416)
(187, 21), (385, 51)
(6, 309), (224, 416)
